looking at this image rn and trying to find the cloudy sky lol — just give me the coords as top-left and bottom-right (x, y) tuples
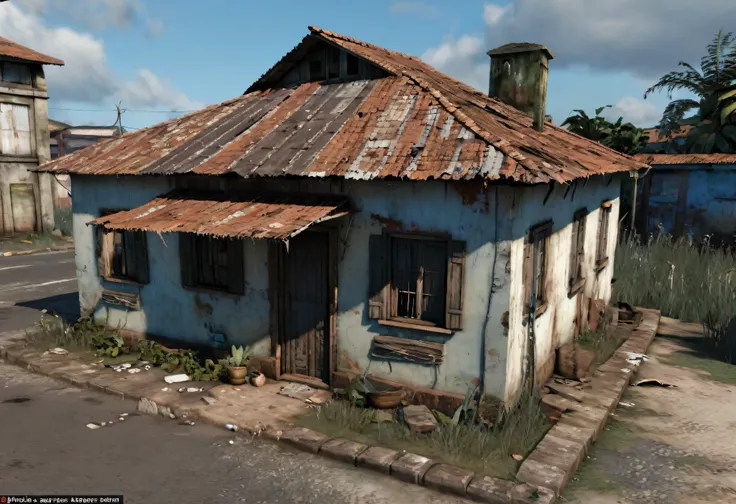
(1, 0), (731, 130)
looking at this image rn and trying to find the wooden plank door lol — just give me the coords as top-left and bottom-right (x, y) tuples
(281, 231), (330, 382)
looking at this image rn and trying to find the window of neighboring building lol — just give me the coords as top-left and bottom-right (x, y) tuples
(596, 202), (613, 271)
(346, 53), (360, 76)
(327, 45), (340, 80)
(96, 210), (149, 284)
(0, 103), (32, 156)
(179, 233), (245, 295)
(367, 234), (465, 332)
(1, 62), (32, 85)
(569, 209), (587, 296)
(523, 221), (552, 318)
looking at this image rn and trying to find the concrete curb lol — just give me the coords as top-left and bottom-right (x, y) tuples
(1, 243), (75, 257)
(0, 342), (554, 504)
(516, 308), (661, 496)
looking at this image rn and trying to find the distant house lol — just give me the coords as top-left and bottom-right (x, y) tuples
(37, 27), (645, 406)
(635, 153), (736, 244)
(0, 37), (64, 234)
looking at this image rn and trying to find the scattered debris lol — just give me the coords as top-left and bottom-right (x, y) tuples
(619, 401), (635, 408)
(621, 368), (632, 374)
(249, 371), (266, 387)
(371, 410), (395, 423)
(228, 440), (235, 445)
(164, 374), (190, 384)
(112, 363), (132, 372)
(512, 454), (524, 462)
(627, 353), (649, 366)
(20, 239), (32, 244)
(161, 387), (170, 392)
(226, 424), (238, 432)
(402, 404), (437, 433)
(305, 392), (331, 405)
(178, 387), (204, 393)
(541, 394), (577, 413)
(48, 347), (68, 355)
(279, 382), (317, 401)
(118, 417), (125, 421)
(201, 396), (217, 405)
(127, 368), (141, 374)
(634, 378), (677, 388)
(119, 413), (129, 417)
(86, 423), (100, 429)
(180, 420), (196, 426)
(546, 380), (585, 403)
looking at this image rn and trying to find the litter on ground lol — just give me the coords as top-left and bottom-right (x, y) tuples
(86, 423), (100, 429)
(619, 401), (636, 408)
(634, 378), (677, 388)
(164, 374), (190, 384)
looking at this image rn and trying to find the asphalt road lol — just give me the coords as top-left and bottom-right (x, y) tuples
(0, 364), (471, 504)
(0, 250), (79, 334)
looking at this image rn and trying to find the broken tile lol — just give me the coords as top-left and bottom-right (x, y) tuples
(402, 405), (437, 433)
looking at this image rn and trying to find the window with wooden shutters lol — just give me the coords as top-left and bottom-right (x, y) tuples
(1, 62), (32, 85)
(0, 103), (32, 156)
(180, 233), (245, 295)
(96, 210), (149, 284)
(523, 221), (552, 318)
(367, 233), (465, 333)
(596, 202), (612, 271)
(569, 209), (587, 296)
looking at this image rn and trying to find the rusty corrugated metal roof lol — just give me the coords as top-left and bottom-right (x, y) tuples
(0, 37), (64, 66)
(635, 153), (736, 165)
(88, 190), (352, 240)
(38, 26), (647, 184)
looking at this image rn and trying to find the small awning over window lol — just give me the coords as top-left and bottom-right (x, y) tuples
(87, 190), (352, 240)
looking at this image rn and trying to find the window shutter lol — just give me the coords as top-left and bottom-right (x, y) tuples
(96, 228), (114, 278)
(445, 240), (466, 330)
(523, 234), (533, 314)
(134, 232), (150, 284)
(569, 220), (579, 288)
(368, 234), (389, 320)
(179, 233), (196, 287)
(226, 238), (245, 295)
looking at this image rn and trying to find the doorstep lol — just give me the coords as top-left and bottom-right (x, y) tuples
(516, 307), (661, 496)
(0, 340), (555, 504)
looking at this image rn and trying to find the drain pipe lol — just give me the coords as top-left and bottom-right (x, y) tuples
(479, 185), (500, 392)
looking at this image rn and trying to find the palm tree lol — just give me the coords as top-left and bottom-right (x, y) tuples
(644, 29), (736, 138)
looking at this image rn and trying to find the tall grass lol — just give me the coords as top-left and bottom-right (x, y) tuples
(54, 207), (73, 236)
(614, 233), (736, 362)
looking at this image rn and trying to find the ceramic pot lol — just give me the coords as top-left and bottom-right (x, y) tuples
(227, 366), (248, 385)
(367, 389), (403, 409)
(250, 371), (266, 387)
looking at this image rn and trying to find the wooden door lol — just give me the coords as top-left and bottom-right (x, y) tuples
(10, 184), (37, 233)
(281, 231), (330, 382)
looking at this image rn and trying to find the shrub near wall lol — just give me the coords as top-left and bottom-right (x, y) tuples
(614, 234), (736, 363)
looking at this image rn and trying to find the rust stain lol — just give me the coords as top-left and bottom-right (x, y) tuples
(371, 213), (404, 232)
(450, 180), (484, 206)
(488, 349), (500, 358)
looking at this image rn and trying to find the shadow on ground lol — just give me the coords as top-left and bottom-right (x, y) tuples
(17, 292), (80, 323)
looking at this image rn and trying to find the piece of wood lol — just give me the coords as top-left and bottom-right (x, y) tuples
(546, 380), (585, 403)
(372, 334), (444, 365)
(541, 393), (576, 413)
(101, 289), (140, 310)
(377, 319), (452, 335)
(368, 234), (388, 319)
(445, 240), (465, 330)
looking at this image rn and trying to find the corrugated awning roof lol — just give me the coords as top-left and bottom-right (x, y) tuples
(87, 190), (352, 240)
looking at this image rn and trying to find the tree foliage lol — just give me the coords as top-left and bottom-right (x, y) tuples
(562, 105), (650, 155)
(645, 29), (736, 153)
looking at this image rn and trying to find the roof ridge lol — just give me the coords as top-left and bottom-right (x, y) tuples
(308, 26), (421, 62)
(0, 36), (65, 66)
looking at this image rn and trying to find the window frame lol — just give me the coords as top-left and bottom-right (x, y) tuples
(96, 209), (149, 285)
(596, 201), (613, 272)
(523, 220), (552, 320)
(0, 61), (32, 86)
(568, 208), (587, 297)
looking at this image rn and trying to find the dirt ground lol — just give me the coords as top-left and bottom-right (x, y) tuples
(563, 316), (736, 503)
(0, 233), (73, 255)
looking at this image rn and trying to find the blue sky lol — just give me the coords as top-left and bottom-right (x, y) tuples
(2, 0), (732, 131)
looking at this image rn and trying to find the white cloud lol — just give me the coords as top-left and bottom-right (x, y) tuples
(0, 3), (199, 112)
(481, 0), (736, 79)
(422, 34), (487, 91)
(602, 97), (662, 127)
(389, 2), (439, 18)
(20, 0), (161, 33)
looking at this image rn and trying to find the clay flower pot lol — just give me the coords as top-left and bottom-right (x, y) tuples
(227, 365), (248, 385)
(368, 389), (404, 409)
(249, 371), (266, 387)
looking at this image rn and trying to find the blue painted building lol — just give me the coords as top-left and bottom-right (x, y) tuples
(36, 27), (646, 407)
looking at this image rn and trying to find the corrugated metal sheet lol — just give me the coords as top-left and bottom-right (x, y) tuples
(0, 37), (65, 66)
(635, 153), (736, 166)
(88, 190), (352, 240)
(38, 26), (647, 184)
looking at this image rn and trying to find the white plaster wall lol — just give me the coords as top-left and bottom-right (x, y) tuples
(70, 175), (272, 355)
(504, 176), (621, 403)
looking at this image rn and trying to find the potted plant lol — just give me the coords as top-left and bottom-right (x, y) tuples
(226, 345), (251, 385)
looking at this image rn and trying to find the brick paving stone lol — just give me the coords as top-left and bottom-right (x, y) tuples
(319, 438), (368, 464)
(356, 446), (401, 474)
(390, 452), (435, 484)
(423, 463), (474, 496)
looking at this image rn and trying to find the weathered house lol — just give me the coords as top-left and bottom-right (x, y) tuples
(635, 153), (736, 244)
(0, 37), (64, 234)
(37, 27), (645, 406)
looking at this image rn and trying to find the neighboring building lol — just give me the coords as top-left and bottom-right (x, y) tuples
(0, 37), (64, 234)
(640, 126), (693, 154)
(635, 153), (736, 244)
(37, 27), (645, 406)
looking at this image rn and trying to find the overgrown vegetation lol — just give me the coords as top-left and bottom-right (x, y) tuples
(614, 233), (736, 363)
(562, 105), (650, 155)
(297, 384), (550, 479)
(577, 323), (629, 369)
(54, 207), (73, 236)
(26, 317), (227, 381)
